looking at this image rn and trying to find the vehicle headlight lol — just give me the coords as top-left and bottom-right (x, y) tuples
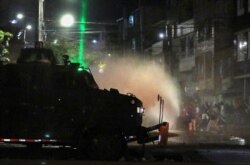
(137, 107), (144, 114)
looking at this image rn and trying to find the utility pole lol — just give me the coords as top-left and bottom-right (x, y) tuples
(38, 0), (44, 42)
(35, 0), (44, 42)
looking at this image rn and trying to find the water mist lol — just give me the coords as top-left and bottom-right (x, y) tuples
(92, 56), (181, 129)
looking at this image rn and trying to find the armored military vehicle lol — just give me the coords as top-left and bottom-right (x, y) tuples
(0, 43), (168, 160)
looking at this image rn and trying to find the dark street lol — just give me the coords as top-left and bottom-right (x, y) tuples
(1, 129), (250, 164)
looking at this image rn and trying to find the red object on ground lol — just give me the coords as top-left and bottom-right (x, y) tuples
(159, 122), (169, 145)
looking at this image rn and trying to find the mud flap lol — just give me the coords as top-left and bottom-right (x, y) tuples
(136, 122), (169, 144)
(158, 122), (169, 145)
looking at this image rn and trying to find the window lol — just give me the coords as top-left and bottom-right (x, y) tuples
(180, 38), (186, 52)
(249, 32), (250, 58)
(195, 55), (205, 80)
(177, 26), (182, 37)
(180, 26), (184, 36)
(197, 26), (204, 42)
(205, 52), (213, 79)
(18, 49), (56, 64)
(248, 0), (250, 12)
(131, 38), (136, 50)
(187, 34), (194, 56)
(236, 31), (248, 62)
(237, 0), (245, 16)
(204, 26), (212, 39)
(129, 15), (134, 27)
(172, 24), (177, 38)
(188, 35), (194, 49)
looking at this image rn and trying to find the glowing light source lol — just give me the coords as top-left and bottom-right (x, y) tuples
(98, 62), (106, 73)
(60, 14), (74, 27)
(10, 13), (24, 24)
(17, 13), (24, 20)
(159, 33), (165, 39)
(44, 133), (50, 138)
(26, 24), (32, 30)
(53, 39), (58, 44)
(78, 67), (84, 72)
(10, 19), (18, 24)
(239, 41), (247, 49)
(99, 68), (104, 73)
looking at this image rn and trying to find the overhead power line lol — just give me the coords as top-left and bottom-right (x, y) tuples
(45, 19), (118, 26)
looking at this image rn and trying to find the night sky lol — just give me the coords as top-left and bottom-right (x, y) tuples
(0, 0), (137, 22)
(44, 0), (138, 22)
(1, 0), (164, 27)
(88, 0), (138, 21)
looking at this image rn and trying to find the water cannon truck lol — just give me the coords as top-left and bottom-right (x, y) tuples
(0, 42), (168, 160)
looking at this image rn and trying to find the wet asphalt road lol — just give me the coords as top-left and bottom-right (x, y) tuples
(1, 144), (250, 165)
(1, 130), (250, 164)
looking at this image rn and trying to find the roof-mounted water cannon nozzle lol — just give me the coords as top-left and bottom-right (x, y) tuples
(62, 55), (70, 66)
(35, 41), (44, 48)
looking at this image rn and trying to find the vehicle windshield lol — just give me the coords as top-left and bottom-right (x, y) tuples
(1, 0), (250, 163)
(17, 48), (58, 64)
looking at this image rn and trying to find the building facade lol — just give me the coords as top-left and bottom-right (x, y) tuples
(117, 1), (166, 59)
(118, 0), (250, 105)
(164, 0), (237, 104)
(233, 0), (250, 102)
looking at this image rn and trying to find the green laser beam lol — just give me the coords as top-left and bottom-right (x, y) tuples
(78, 0), (87, 67)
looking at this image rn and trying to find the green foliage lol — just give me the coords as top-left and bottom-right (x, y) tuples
(0, 31), (4, 41)
(44, 39), (99, 67)
(44, 40), (76, 64)
(0, 30), (13, 58)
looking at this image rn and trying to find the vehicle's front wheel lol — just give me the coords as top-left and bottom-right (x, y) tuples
(86, 133), (127, 161)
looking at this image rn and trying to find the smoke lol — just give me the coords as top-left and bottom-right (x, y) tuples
(92, 56), (181, 129)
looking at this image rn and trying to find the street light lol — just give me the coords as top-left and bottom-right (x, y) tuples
(23, 24), (32, 44)
(159, 32), (165, 39)
(26, 24), (32, 30)
(16, 13), (24, 20)
(10, 13), (24, 24)
(17, 24), (32, 46)
(60, 14), (74, 27)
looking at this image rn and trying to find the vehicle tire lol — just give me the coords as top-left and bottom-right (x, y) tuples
(86, 133), (127, 161)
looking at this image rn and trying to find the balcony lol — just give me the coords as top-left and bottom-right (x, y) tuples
(234, 60), (250, 79)
(179, 56), (195, 72)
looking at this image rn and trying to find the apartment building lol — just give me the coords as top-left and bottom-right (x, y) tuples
(234, 0), (250, 101)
